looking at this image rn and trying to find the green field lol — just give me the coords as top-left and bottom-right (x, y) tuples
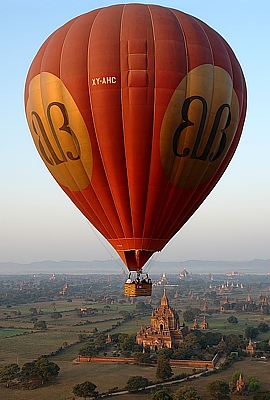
(0, 328), (29, 338)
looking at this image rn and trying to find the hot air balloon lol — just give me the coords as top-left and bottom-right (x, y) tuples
(24, 4), (247, 296)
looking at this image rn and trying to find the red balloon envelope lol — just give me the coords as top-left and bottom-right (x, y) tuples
(25, 4), (247, 272)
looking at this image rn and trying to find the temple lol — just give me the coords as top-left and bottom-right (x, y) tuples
(136, 289), (188, 350)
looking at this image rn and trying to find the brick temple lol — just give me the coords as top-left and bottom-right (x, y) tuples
(136, 289), (188, 350)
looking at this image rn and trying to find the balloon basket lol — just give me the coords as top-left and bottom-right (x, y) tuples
(124, 282), (152, 297)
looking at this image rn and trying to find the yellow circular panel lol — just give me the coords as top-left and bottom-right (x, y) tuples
(160, 65), (239, 189)
(26, 72), (92, 191)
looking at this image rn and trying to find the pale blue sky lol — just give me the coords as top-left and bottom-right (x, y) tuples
(1, 1), (269, 265)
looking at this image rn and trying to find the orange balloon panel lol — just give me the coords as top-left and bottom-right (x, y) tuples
(25, 4), (247, 271)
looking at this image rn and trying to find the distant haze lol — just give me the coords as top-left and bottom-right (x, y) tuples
(0, 259), (270, 276)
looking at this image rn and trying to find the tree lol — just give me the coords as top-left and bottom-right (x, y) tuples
(206, 380), (231, 400)
(256, 340), (270, 352)
(72, 381), (98, 399)
(156, 353), (173, 381)
(19, 358), (59, 386)
(184, 333), (201, 348)
(119, 310), (132, 321)
(118, 333), (141, 355)
(173, 385), (202, 399)
(257, 322), (269, 333)
(20, 361), (36, 382)
(225, 334), (243, 353)
(232, 371), (241, 384)
(151, 388), (173, 399)
(183, 308), (200, 323)
(79, 343), (98, 357)
(0, 363), (20, 387)
(248, 376), (261, 393)
(19, 357), (60, 385)
(78, 333), (89, 342)
(50, 311), (62, 319)
(33, 358), (60, 385)
(34, 320), (47, 330)
(203, 331), (222, 347)
(125, 375), (149, 392)
(133, 351), (152, 364)
(136, 301), (152, 312)
(262, 307), (270, 315)
(245, 326), (259, 340)
(227, 316), (238, 324)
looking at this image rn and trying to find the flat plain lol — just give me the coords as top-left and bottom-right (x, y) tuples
(0, 275), (270, 399)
